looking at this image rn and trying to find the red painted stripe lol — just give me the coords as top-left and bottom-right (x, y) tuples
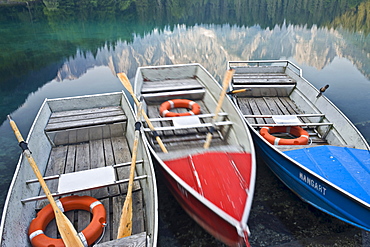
(165, 152), (252, 220)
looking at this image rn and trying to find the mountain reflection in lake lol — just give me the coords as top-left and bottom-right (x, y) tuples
(0, 0), (370, 246)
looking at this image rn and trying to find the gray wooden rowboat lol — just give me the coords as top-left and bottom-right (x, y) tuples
(0, 92), (158, 246)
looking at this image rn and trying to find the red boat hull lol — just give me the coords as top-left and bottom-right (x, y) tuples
(158, 151), (253, 247)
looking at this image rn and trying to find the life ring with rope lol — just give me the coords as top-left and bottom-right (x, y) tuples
(260, 126), (309, 145)
(28, 195), (106, 247)
(159, 99), (201, 117)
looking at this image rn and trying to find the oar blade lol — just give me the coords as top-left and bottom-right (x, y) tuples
(55, 212), (84, 247)
(117, 72), (134, 94)
(117, 195), (133, 238)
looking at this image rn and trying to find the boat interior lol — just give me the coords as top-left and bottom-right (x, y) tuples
(139, 76), (236, 156)
(25, 104), (148, 246)
(229, 64), (334, 151)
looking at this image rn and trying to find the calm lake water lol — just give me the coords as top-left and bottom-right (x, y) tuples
(1, 0), (370, 246)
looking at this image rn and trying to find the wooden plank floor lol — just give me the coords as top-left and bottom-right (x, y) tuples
(237, 96), (327, 144)
(38, 135), (144, 243)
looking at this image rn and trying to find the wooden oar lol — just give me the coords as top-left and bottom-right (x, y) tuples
(117, 72), (168, 153)
(226, 88), (251, 95)
(7, 115), (84, 247)
(203, 69), (235, 149)
(117, 103), (142, 238)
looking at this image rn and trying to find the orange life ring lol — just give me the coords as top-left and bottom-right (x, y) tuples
(260, 126), (309, 145)
(159, 99), (201, 117)
(28, 195), (106, 247)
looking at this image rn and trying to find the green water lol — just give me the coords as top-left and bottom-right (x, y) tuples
(1, 0), (370, 246)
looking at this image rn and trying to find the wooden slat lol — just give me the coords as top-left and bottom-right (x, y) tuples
(95, 231), (147, 247)
(75, 143), (92, 232)
(278, 97), (310, 123)
(233, 78), (295, 84)
(263, 97), (284, 115)
(142, 78), (203, 93)
(111, 136), (132, 195)
(279, 97), (301, 115)
(45, 115), (127, 132)
(247, 99), (265, 125)
(253, 98), (275, 124)
(236, 98), (256, 124)
(272, 97), (296, 115)
(50, 106), (123, 118)
(131, 190), (145, 233)
(103, 138), (120, 196)
(64, 144), (77, 234)
(90, 139), (108, 199)
(100, 198), (111, 242)
(45, 106), (127, 134)
(49, 109), (125, 124)
(233, 73), (289, 78)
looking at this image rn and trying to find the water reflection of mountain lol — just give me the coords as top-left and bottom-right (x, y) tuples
(1, 0), (369, 119)
(55, 23), (370, 82)
(1, 0), (369, 81)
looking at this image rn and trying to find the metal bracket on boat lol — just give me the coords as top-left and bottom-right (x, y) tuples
(22, 175), (148, 203)
(25, 160), (144, 184)
(247, 114), (332, 128)
(22, 160), (146, 203)
(143, 121), (233, 132)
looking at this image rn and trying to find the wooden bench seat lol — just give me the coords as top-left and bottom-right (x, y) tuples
(231, 71), (296, 97)
(141, 78), (203, 94)
(45, 106), (127, 146)
(45, 106), (127, 132)
(141, 78), (206, 103)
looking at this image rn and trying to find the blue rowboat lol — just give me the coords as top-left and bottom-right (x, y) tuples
(228, 60), (370, 231)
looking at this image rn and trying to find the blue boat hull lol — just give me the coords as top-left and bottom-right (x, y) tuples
(251, 128), (370, 231)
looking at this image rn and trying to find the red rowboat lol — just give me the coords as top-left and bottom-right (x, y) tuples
(130, 63), (256, 246)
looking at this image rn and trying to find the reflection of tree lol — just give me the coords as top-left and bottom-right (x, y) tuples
(43, 0), (59, 11)
(330, 0), (370, 35)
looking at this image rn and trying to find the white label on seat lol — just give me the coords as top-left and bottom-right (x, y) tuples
(272, 115), (302, 125)
(58, 166), (115, 193)
(172, 115), (201, 127)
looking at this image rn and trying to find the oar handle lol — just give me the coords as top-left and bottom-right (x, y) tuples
(8, 115), (25, 143)
(204, 69), (235, 149)
(227, 88), (251, 95)
(117, 73), (168, 153)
